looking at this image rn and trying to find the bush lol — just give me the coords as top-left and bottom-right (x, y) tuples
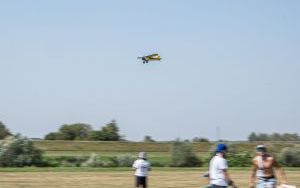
(0, 134), (43, 167)
(81, 153), (103, 167)
(279, 146), (300, 167)
(113, 155), (135, 167)
(226, 152), (252, 167)
(40, 157), (60, 167)
(170, 140), (202, 167)
(151, 161), (167, 167)
(192, 137), (209, 142)
(203, 151), (253, 167)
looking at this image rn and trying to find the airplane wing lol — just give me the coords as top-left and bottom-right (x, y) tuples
(149, 54), (159, 57)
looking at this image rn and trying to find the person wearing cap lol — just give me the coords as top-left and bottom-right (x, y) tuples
(249, 145), (288, 188)
(132, 152), (151, 188)
(209, 143), (237, 188)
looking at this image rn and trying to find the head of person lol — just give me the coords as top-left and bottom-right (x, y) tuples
(215, 143), (227, 156)
(138, 152), (147, 160)
(256, 145), (267, 156)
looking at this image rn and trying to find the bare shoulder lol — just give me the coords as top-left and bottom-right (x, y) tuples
(252, 156), (258, 163)
(266, 155), (275, 162)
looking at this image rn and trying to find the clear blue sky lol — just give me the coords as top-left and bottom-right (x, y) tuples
(0, 1), (299, 141)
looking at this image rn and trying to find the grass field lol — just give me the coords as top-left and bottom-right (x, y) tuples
(33, 140), (300, 167)
(33, 140), (299, 154)
(1, 141), (299, 187)
(0, 168), (299, 188)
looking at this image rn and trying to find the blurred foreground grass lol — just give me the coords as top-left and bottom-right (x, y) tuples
(0, 168), (299, 188)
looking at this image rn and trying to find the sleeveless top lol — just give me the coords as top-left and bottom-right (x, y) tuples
(256, 156), (275, 178)
(256, 156), (265, 177)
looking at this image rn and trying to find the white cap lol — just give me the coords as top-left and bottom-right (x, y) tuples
(256, 145), (266, 149)
(138, 152), (147, 159)
(256, 145), (267, 152)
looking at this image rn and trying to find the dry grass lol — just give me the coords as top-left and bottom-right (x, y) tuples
(0, 169), (299, 188)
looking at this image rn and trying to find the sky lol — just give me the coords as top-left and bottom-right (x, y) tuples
(0, 1), (299, 141)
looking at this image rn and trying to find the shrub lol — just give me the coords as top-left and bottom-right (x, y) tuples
(114, 155), (135, 167)
(192, 137), (209, 142)
(81, 153), (103, 167)
(40, 157), (60, 167)
(203, 151), (253, 167)
(226, 152), (252, 167)
(170, 140), (202, 167)
(151, 161), (166, 167)
(106, 156), (119, 167)
(279, 146), (300, 167)
(106, 155), (135, 167)
(0, 134), (43, 167)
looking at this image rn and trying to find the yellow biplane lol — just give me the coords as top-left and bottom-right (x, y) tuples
(138, 54), (161, 64)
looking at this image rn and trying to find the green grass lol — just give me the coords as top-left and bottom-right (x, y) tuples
(4, 166), (300, 172)
(0, 167), (202, 172)
(34, 140), (300, 161)
(32, 140), (300, 168)
(34, 140), (300, 154)
(1, 168), (299, 188)
(0, 141), (299, 187)
(42, 151), (213, 167)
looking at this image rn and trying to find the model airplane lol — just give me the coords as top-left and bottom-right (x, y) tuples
(138, 54), (161, 64)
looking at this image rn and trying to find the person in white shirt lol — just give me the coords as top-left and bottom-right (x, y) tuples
(132, 152), (151, 188)
(209, 143), (237, 188)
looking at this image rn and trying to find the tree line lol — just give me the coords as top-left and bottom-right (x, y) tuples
(1, 120), (299, 142)
(0, 121), (300, 167)
(0, 120), (121, 141)
(248, 132), (300, 141)
(44, 120), (121, 141)
(0, 120), (210, 142)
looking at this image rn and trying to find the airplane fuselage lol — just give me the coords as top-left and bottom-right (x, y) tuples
(138, 54), (161, 64)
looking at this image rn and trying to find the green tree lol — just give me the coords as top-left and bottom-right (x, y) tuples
(0, 134), (43, 167)
(88, 131), (104, 141)
(44, 120), (122, 141)
(59, 123), (92, 140)
(270, 133), (281, 141)
(192, 137), (209, 142)
(100, 120), (120, 141)
(44, 132), (64, 140)
(248, 132), (257, 141)
(248, 132), (300, 141)
(170, 140), (202, 167)
(0, 121), (12, 139)
(281, 133), (299, 141)
(143, 135), (155, 142)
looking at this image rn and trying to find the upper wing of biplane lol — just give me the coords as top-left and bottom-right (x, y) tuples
(149, 54), (159, 57)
